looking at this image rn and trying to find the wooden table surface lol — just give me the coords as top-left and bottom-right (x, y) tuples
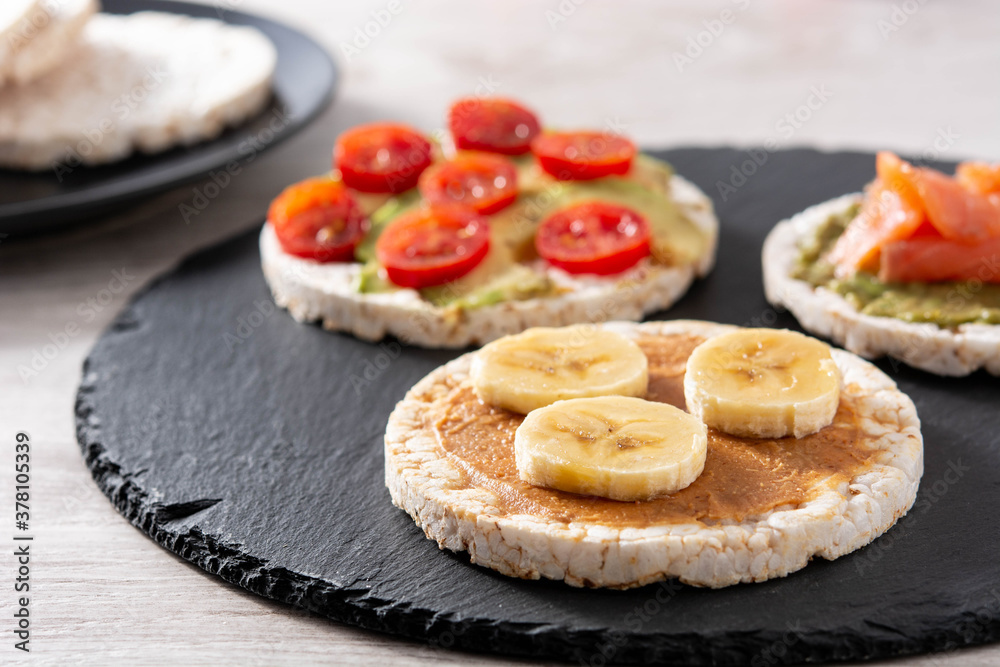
(2, 0), (999, 664)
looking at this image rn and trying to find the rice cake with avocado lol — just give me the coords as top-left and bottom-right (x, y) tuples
(764, 194), (1000, 376)
(261, 155), (719, 348)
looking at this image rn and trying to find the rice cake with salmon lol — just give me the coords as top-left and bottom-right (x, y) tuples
(764, 153), (1000, 376)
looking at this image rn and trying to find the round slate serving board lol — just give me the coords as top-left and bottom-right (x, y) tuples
(76, 148), (1000, 666)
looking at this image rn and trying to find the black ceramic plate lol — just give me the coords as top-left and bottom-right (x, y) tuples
(0, 0), (336, 236)
(76, 148), (1000, 666)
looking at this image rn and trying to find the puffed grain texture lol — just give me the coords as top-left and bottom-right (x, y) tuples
(384, 320), (923, 588)
(763, 194), (1000, 376)
(0, 11), (276, 169)
(261, 176), (718, 348)
(0, 0), (97, 87)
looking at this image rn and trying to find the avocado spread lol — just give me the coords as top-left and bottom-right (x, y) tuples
(352, 155), (709, 310)
(792, 204), (1000, 327)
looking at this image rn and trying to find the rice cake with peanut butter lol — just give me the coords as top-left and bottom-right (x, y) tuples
(384, 320), (923, 589)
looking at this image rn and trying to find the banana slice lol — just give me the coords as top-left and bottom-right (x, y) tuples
(470, 325), (648, 414)
(514, 396), (708, 501)
(684, 329), (841, 439)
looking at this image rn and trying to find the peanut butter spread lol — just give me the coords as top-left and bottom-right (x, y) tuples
(430, 334), (875, 527)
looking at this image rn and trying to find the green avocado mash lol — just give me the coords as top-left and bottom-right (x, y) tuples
(792, 205), (1000, 327)
(353, 154), (710, 310)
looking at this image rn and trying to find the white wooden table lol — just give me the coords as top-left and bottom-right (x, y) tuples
(2, 0), (999, 664)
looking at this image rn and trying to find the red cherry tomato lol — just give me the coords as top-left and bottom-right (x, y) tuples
(419, 153), (518, 215)
(535, 201), (650, 275)
(268, 177), (369, 262)
(532, 131), (637, 180)
(334, 123), (432, 193)
(375, 205), (491, 288)
(448, 97), (541, 156)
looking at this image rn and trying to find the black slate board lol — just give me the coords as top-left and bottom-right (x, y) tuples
(76, 148), (1000, 666)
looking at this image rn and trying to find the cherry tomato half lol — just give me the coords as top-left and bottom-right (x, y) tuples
(375, 204), (491, 289)
(532, 131), (637, 180)
(535, 201), (650, 275)
(419, 153), (518, 215)
(334, 123), (432, 193)
(448, 97), (541, 156)
(268, 177), (369, 262)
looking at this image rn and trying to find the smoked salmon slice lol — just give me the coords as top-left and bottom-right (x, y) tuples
(827, 152), (1000, 280)
(879, 236), (1000, 283)
(956, 162), (1000, 196)
(877, 151), (924, 211)
(916, 167), (1000, 242)
(827, 152), (925, 274)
